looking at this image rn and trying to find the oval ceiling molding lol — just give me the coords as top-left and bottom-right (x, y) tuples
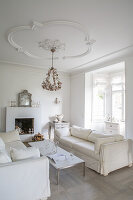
(8, 20), (95, 59)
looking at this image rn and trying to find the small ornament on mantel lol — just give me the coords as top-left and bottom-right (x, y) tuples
(32, 101), (40, 107)
(10, 100), (17, 107)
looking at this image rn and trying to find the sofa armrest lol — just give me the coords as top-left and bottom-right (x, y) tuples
(100, 139), (132, 176)
(0, 156), (50, 200)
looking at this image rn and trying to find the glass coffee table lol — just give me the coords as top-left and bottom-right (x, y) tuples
(28, 140), (85, 184)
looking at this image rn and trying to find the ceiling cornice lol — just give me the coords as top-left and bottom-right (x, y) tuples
(70, 44), (133, 74)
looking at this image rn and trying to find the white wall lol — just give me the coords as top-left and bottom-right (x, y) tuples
(1, 56), (133, 139)
(70, 73), (85, 127)
(125, 57), (133, 139)
(0, 62), (70, 134)
(85, 72), (93, 128)
(70, 56), (133, 139)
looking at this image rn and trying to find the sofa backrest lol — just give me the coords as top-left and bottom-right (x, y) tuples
(71, 125), (92, 141)
(55, 127), (70, 138)
(0, 130), (20, 143)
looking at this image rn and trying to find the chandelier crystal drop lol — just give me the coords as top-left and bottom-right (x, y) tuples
(41, 41), (63, 91)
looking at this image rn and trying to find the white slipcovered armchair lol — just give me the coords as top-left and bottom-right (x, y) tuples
(0, 130), (50, 200)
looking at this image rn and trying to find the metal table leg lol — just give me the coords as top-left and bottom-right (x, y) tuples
(83, 162), (85, 176)
(57, 169), (60, 185)
(48, 124), (51, 139)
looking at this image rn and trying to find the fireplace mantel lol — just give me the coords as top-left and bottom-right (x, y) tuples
(6, 107), (41, 134)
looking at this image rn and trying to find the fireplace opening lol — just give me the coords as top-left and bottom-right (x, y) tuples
(15, 118), (34, 135)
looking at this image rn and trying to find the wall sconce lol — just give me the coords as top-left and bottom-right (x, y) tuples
(55, 98), (60, 104)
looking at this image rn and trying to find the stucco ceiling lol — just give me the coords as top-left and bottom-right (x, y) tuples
(0, 0), (133, 73)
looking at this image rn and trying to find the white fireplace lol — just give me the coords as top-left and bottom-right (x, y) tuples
(15, 118), (34, 134)
(6, 107), (41, 141)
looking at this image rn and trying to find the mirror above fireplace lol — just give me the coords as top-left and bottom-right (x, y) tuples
(18, 90), (32, 107)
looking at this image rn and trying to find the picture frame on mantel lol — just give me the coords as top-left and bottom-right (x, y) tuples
(18, 90), (32, 107)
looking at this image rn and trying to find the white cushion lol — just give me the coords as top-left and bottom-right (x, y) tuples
(0, 138), (5, 151)
(5, 141), (27, 156)
(0, 130), (20, 143)
(0, 151), (12, 164)
(71, 125), (92, 140)
(55, 127), (70, 138)
(10, 147), (40, 161)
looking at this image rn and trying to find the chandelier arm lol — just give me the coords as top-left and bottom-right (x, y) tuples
(52, 51), (54, 68)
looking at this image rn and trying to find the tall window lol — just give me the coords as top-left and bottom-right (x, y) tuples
(92, 71), (125, 123)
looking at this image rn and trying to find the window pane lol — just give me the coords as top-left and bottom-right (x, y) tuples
(112, 84), (122, 91)
(112, 92), (122, 121)
(111, 76), (122, 84)
(92, 85), (105, 122)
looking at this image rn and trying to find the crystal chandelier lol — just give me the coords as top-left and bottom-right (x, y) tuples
(40, 39), (64, 91)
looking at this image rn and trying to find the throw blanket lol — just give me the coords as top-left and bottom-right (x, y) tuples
(88, 133), (124, 154)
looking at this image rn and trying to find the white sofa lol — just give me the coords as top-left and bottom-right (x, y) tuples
(54, 126), (132, 176)
(0, 131), (50, 200)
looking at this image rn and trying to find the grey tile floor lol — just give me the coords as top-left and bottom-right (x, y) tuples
(48, 164), (133, 200)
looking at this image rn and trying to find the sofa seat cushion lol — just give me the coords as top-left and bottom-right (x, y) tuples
(5, 141), (27, 156)
(60, 136), (84, 148)
(72, 141), (99, 160)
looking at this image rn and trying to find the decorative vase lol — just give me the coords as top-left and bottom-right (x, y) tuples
(55, 114), (64, 122)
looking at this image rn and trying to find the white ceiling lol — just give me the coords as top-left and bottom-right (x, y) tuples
(0, 0), (133, 73)
(92, 62), (125, 74)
